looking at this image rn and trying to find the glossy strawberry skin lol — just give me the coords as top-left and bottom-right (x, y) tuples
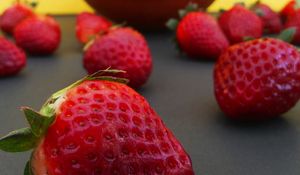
(281, 0), (296, 21)
(284, 10), (300, 45)
(214, 38), (300, 120)
(39, 80), (194, 175)
(253, 3), (282, 34)
(14, 16), (61, 55)
(76, 12), (112, 43)
(83, 27), (152, 88)
(176, 12), (229, 60)
(218, 5), (263, 44)
(0, 37), (26, 77)
(0, 4), (33, 34)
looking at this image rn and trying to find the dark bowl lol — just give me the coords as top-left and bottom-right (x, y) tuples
(85, 0), (215, 30)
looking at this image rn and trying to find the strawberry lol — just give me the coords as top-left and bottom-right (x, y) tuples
(167, 3), (229, 60)
(0, 3), (34, 34)
(14, 15), (61, 55)
(0, 70), (194, 175)
(284, 9), (300, 44)
(0, 36), (26, 77)
(252, 3), (282, 34)
(214, 38), (300, 120)
(280, 0), (299, 21)
(218, 4), (263, 44)
(83, 27), (152, 88)
(76, 12), (112, 44)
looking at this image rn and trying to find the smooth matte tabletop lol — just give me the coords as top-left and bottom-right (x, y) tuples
(1, 16), (300, 175)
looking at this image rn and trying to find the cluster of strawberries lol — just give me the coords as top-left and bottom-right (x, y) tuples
(168, 1), (300, 120)
(0, 2), (61, 76)
(1, 1), (300, 175)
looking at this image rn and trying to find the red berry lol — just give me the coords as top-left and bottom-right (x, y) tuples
(76, 12), (112, 43)
(284, 10), (300, 44)
(176, 12), (229, 59)
(14, 15), (61, 55)
(252, 3), (282, 34)
(0, 73), (195, 174)
(214, 38), (300, 120)
(281, 0), (297, 21)
(0, 37), (26, 77)
(218, 4), (263, 44)
(83, 27), (153, 88)
(0, 4), (34, 34)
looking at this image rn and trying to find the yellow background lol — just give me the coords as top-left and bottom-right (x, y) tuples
(0, 0), (292, 14)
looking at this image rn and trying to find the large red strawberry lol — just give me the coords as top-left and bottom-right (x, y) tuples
(218, 4), (263, 44)
(252, 3), (282, 34)
(0, 3), (34, 34)
(214, 38), (300, 120)
(83, 27), (152, 88)
(0, 36), (26, 77)
(167, 3), (229, 60)
(76, 12), (112, 44)
(0, 70), (194, 175)
(14, 15), (61, 55)
(284, 9), (300, 44)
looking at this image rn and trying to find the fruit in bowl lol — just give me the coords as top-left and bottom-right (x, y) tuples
(84, 0), (215, 30)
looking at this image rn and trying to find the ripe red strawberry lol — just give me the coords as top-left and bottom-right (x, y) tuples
(76, 12), (112, 44)
(0, 3), (34, 34)
(83, 27), (152, 88)
(214, 38), (300, 120)
(167, 3), (229, 60)
(14, 15), (61, 55)
(218, 4), (263, 44)
(281, 0), (298, 21)
(175, 12), (229, 59)
(0, 37), (26, 76)
(252, 3), (282, 34)
(0, 70), (194, 175)
(284, 9), (300, 44)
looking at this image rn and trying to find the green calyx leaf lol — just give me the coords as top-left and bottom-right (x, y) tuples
(179, 3), (199, 18)
(295, 0), (300, 10)
(166, 18), (179, 31)
(255, 8), (265, 17)
(22, 107), (55, 137)
(277, 27), (296, 43)
(24, 160), (33, 175)
(243, 36), (255, 41)
(0, 128), (38, 152)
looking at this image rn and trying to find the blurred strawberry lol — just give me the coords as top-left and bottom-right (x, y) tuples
(14, 15), (61, 55)
(0, 36), (26, 77)
(280, 0), (299, 21)
(218, 4), (263, 44)
(76, 12), (112, 43)
(284, 9), (300, 44)
(0, 3), (34, 34)
(252, 3), (282, 34)
(167, 3), (229, 60)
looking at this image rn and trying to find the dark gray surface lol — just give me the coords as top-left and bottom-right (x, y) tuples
(1, 16), (300, 175)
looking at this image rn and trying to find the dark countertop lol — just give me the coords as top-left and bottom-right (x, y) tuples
(1, 16), (300, 175)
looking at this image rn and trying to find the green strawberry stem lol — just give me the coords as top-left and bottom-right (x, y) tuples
(178, 3), (199, 18)
(166, 2), (200, 31)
